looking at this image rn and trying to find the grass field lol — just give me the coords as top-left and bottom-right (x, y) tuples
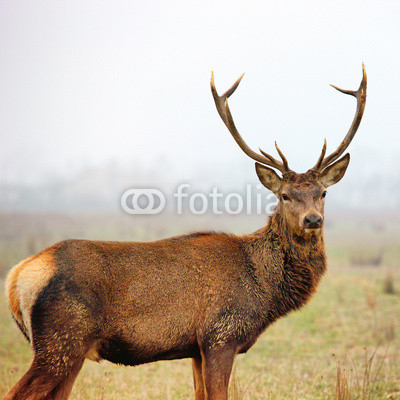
(0, 212), (399, 399)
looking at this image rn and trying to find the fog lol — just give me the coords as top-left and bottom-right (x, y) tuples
(0, 1), (399, 211)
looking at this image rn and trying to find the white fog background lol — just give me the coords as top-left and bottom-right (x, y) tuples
(0, 1), (399, 212)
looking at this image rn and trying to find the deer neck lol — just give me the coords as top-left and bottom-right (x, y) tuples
(270, 211), (326, 267)
(245, 211), (327, 313)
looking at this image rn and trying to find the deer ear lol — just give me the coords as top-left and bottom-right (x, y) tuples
(321, 153), (350, 187)
(255, 163), (282, 193)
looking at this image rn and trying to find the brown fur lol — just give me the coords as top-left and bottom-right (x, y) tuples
(3, 170), (335, 400)
(4, 66), (365, 399)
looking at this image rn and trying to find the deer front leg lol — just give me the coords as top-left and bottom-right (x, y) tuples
(192, 357), (205, 400)
(200, 344), (236, 400)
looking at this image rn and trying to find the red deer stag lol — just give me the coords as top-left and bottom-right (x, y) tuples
(4, 65), (367, 400)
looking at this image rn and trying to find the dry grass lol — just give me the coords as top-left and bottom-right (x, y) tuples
(334, 347), (390, 400)
(383, 271), (396, 295)
(336, 360), (350, 400)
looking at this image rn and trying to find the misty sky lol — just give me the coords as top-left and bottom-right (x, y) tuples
(0, 1), (399, 186)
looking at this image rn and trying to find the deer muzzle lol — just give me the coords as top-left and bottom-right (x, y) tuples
(303, 213), (323, 229)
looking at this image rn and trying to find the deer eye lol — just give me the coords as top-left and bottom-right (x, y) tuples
(322, 191), (327, 198)
(282, 193), (290, 201)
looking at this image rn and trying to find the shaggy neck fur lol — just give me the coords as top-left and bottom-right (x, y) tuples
(245, 208), (327, 324)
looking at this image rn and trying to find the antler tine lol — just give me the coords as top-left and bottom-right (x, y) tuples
(313, 138), (327, 171)
(211, 72), (290, 174)
(274, 142), (289, 171)
(314, 63), (367, 171)
(210, 72), (244, 125)
(258, 147), (287, 169)
(259, 142), (290, 172)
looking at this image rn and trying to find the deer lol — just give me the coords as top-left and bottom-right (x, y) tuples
(3, 65), (367, 400)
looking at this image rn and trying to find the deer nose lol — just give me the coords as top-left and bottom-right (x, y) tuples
(304, 214), (323, 229)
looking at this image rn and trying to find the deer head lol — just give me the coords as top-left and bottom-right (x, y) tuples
(211, 65), (367, 238)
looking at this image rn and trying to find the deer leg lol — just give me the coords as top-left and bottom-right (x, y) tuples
(4, 323), (89, 400)
(3, 356), (84, 400)
(192, 357), (205, 400)
(50, 360), (84, 400)
(4, 357), (84, 400)
(200, 344), (236, 400)
(47, 358), (84, 400)
(3, 359), (62, 400)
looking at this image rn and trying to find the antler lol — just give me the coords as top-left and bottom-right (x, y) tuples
(313, 63), (367, 171)
(210, 72), (291, 175)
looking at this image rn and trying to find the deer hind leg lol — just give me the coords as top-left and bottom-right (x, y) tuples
(200, 344), (236, 400)
(4, 274), (98, 400)
(3, 321), (88, 400)
(3, 361), (53, 400)
(3, 357), (84, 400)
(47, 358), (84, 400)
